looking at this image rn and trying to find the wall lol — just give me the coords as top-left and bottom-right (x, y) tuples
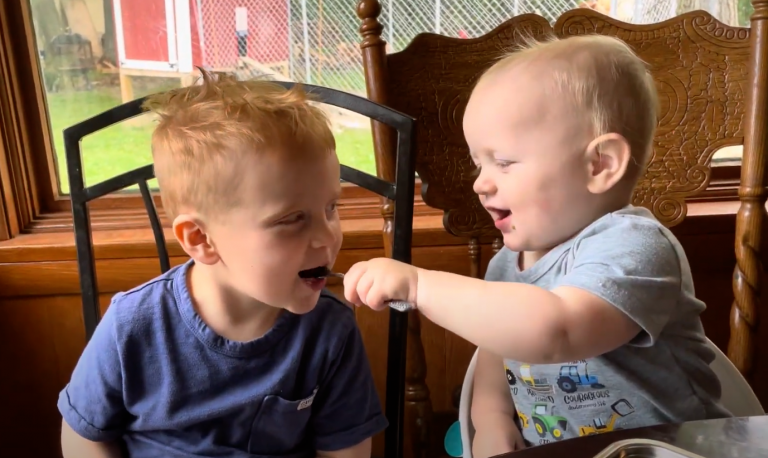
(0, 207), (766, 458)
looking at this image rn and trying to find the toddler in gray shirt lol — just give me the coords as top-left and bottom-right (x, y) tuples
(341, 33), (730, 455)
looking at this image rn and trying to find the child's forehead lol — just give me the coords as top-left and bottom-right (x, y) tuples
(467, 71), (568, 127)
(244, 149), (339, 193)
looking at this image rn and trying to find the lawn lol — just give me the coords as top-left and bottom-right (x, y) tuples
(47, 85), (377, 193)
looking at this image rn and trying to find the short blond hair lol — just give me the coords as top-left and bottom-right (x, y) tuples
(479, 34), (659, 183)
(143, 71), (335, 220)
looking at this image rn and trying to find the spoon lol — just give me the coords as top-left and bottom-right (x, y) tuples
(299, 266), (415, 312)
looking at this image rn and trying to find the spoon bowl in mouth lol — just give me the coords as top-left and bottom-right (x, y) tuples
(298, 266), (332, 279)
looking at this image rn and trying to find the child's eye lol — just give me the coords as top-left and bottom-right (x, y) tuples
(326, 202), (338, 215)
(280, 212), (306, 225)
(496, 160), (515, 169)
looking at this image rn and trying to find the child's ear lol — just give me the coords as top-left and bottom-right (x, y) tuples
(584, 133), (631, 194)
(172, 213), (220, 265)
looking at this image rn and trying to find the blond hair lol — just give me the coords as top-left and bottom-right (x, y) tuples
(479, 34), (659, 183)
(143, 71), (335, 220)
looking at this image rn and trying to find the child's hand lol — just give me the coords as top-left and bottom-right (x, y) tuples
(343, 258), (419, 310)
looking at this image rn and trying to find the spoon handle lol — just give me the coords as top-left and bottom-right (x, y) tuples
(330, 272), (415, 312)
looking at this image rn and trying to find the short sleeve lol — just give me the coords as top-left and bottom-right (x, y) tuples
(558, 219), (682, 346)
(57, 297), (130, 441)
(311, 320), (388, 451)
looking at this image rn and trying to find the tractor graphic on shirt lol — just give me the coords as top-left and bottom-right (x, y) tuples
(531, 403), (568, 441)
(556, 363), (605, 393)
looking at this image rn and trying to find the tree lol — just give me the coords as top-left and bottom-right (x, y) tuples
(60, 0), (103, 58)
(30, 0), (64, 49)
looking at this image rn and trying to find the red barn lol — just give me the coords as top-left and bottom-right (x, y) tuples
(113, 0), (289, 74)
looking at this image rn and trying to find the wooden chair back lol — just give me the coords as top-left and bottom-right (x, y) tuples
(356, 2), (767, 457)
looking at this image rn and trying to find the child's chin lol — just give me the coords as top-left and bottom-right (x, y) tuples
(284, 296), (320, 315)
(501, 233), (522, 250)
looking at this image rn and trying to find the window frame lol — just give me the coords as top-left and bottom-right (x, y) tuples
(0, 1), (743, 242)
(0, 1), (434, 241)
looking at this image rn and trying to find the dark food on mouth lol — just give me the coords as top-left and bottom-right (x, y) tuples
(298, 266), (331, 279)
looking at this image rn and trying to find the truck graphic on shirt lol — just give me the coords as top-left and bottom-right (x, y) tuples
(506, 364), (555, 394)
(578, 399), (635, 436)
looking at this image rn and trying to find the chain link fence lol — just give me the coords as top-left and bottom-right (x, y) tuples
(194, 0), (741, 97)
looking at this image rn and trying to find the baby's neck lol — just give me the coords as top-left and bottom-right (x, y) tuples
(519, 250), (547, 271)
(187, 263), (282, 343)
(518, 201), (632, 271)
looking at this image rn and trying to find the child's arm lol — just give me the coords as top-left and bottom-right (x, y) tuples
(311, 308), (388, 457)
(317, 438), (371, 458)
(344, 259), (639, 363)
(415, 271), (641, 363)
(471, 349), (524, 458)
(58, 300), (131, 455)
(61, 421), (123, 458)
(344, 225), (680, 364)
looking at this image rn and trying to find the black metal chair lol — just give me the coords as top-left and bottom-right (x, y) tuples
(64, 82), (416, 458)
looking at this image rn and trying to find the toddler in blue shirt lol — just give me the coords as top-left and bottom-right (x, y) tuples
(58, 72), (387, 458)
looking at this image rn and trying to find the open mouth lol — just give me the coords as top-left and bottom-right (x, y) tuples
(486, 207), (511, 221)
(486, 207), (514, 231)
(298, 266), (332, 292)
(298, 266), (332, 279)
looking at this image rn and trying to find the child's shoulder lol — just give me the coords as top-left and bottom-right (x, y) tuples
(104, 262), (186, 340)
(582, 205), (669, 238)
(110, 262), (180, 307)
(571, 205), (681, 259)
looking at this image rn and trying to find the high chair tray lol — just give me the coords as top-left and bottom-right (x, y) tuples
(594, 439), (707, 458)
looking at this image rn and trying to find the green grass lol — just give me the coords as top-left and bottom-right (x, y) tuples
(47, 85), (376, 194)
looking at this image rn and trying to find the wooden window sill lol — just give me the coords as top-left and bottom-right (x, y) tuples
(0, 211), (473, 263)
(0, 199), (751, 264)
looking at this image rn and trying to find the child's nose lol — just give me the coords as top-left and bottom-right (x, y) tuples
(310, 220), (339, 249)
(473, 169), (496, 196)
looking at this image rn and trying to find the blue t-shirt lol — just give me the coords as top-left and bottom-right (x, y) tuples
(58, 260), (387, 458)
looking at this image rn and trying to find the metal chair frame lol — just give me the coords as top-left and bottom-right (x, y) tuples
(64, 82), (416, 458)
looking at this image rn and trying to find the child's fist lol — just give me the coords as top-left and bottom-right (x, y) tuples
(343, 258), (419, 311)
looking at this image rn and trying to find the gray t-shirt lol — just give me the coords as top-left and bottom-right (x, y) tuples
(485, 206), (730, 446)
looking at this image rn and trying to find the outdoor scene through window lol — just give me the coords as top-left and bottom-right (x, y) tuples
(30, 0), (751, 194)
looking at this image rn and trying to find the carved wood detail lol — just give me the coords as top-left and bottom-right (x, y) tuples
(385, 14), (551, 239)
(382, 10), (750, 237)
(492, 238), (503, 255)
(555, 10), (750, 228)
(468, 237), (480, 279)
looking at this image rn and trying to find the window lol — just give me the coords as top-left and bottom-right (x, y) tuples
(32, 0), (377, 192)
(0, 0), (387, 239)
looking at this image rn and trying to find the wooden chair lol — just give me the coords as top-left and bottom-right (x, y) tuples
(65, 83), (418, 458)
(355, 2), (766, 457)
